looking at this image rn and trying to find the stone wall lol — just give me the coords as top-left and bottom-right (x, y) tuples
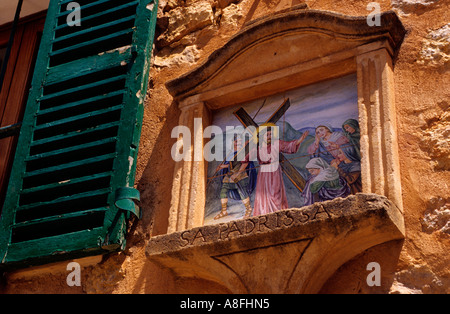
(1, 0), (449, 294)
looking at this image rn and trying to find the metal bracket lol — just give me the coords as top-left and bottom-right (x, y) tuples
(115, 187), (141, 219)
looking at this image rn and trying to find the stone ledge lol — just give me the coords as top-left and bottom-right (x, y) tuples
(146, 194), (405, 293)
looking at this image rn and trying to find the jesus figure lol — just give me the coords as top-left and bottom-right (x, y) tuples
(248, 123), (309, 216)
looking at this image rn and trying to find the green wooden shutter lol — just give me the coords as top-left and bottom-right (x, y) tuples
(0, 0), (158, 269)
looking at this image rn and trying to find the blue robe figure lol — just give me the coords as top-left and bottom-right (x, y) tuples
(302, 157), (350, 206)
(218, 159), (257, 201)
(214, 140), (257, 220)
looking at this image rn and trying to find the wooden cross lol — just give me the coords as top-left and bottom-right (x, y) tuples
(233, 98), (306, 192)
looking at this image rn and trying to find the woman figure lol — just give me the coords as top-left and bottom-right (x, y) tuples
(301, 157), (350, 206)
(330, 155), (362, 194)
(327, 119), (362, 194)
(307, 125), (349, 163)
(307, 124), (360, 166)
(342, 119), (361, 160)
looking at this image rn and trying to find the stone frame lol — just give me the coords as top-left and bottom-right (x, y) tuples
(146, 8), (407, 293)
(165, 8), (406, 232)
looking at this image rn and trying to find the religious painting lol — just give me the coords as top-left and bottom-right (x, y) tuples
(204, 73), (361, 225)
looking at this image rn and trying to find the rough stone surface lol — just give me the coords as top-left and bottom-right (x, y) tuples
(422, 197), (450, 234)
(391, 0), (440, 14)
(215, 0), (241, 9)
(420, 101), (450, 170)
(154, 45), (201, 68)
(390, 264), (450, 294)
(417, 23), (450, 68)
(218, 3), (244, 29)
(157, 1), (215, 48)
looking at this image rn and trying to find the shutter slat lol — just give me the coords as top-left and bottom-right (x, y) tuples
(11, 211), (105, 243)
(55, 1), (139, 41)
(6, 228), (107, 263)
(33, 107), (122, 141)
(34, 105), (123, 131)
(45, 49), (132, 85)
(56, 0), (123, 18)
(39, 75), (127, 102)
(16, 192), (110, 223)
(55, 1), (139, 32)
(12, 208), (107, 228)
(23, 153), (117, 179)
(37, 90), (125, 119)
(49, 29), (134, 66)
(25, 139), (117, 175)
(53, 16), (136, 45)
(51, 28), (133, 54)
(21, 172), (112, 195)
(30, 122), (120, 149)
(17, 188), (111, 211)
(26, 138), (117, 161)
(58, 0), (137, 6)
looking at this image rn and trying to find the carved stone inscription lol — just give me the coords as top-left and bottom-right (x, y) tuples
(146, 194), (405, 293)
(181, 204), (331, 247)
(149, 194), (395, 254)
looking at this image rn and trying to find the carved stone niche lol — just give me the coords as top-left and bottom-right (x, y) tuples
(146, 8), (407, 293)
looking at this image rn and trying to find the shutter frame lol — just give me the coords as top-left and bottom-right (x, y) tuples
(0, 0), (158, 269)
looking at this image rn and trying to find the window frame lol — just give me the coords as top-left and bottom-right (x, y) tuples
(0, 12), (46, 215)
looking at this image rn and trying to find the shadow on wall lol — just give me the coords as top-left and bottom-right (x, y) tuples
(130, 259), (234, 293)
(136, 99), (181, 237)
(319, 239), (404, 294)
(127, 240), (404, 294)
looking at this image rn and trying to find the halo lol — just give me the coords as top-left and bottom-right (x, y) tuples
(253, 123), (279, 144)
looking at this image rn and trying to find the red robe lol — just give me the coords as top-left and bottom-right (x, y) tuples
(249, 139), (301, 216)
